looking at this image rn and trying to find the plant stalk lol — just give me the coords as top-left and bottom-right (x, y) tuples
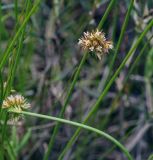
(58, 19), (153, 160)
(10, 110), (133, 160)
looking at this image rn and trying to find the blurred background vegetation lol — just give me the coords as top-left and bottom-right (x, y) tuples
(0, 0), (153, 160)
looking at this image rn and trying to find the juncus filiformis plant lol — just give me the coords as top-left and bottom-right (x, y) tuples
(78, 29), (113, 60)
(2, 94), (30, 120)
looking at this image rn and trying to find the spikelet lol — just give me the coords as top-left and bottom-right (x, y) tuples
(2, 94), (30, 121)
(78, 29), (113, 60)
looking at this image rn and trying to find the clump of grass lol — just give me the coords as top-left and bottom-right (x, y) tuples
(0, 0), (153, 160)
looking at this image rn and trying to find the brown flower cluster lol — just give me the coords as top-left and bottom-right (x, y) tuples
(2, 94), (30, 120)
(78, 29), (113, 60)
(2, 95), (30, 110)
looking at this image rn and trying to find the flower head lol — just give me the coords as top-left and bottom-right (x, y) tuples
(2, 94), (30, 120)
(78, 29), (113, 60)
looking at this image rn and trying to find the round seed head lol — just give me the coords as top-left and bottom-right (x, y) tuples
(78, 29), (113, 60)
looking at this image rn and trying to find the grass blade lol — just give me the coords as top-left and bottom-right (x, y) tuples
(0, 0), (41, 70)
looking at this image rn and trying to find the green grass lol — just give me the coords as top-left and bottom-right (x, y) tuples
(58, 19), (153, 160)
(10, 110), (133, 160)
(43, 1), (116, 159)
(0, 0), (153, 160)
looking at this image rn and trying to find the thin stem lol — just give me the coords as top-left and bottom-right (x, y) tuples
(2, 113), (8, 141)
(97, 0), (116, 30)
(43, 0), (116, 159)
(0, 1), (34, 158)
(124, 36), (153, 83)
(100, 35), (153, 130)
(43, 51), (88, 160)
(58, 20), (153, 160)
(6, 140), (16, 160)
(0, 0), (41, 70)
(106, 0), (134, 83)
(4, 26), (26, 97)
(10, 110), (133, 160)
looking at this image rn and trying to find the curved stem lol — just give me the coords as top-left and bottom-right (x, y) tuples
(44, 1), (117, 159)
(10, 110), (133, 160)
(58, 20), (153, 160)
(43, 51), (88, 160)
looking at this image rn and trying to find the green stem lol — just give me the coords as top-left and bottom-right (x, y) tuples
(6, 140), (16, 160)
(124, 36), (153, 83)
(97, 0), (116, 30)
(0, 1), (36, 158)
(4, 25), (26, 97)
(0, 0), (41, 70)
(43, 0), (117, 159)
(8, 0), (31, 94)
(58, 20), (153, 160)
(106, 0), (134, 83)
(100, 35), (153, 130)
(43, 51), (88, 160)
(2, 113), (8, 141)
(10, 110), (133, 160)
